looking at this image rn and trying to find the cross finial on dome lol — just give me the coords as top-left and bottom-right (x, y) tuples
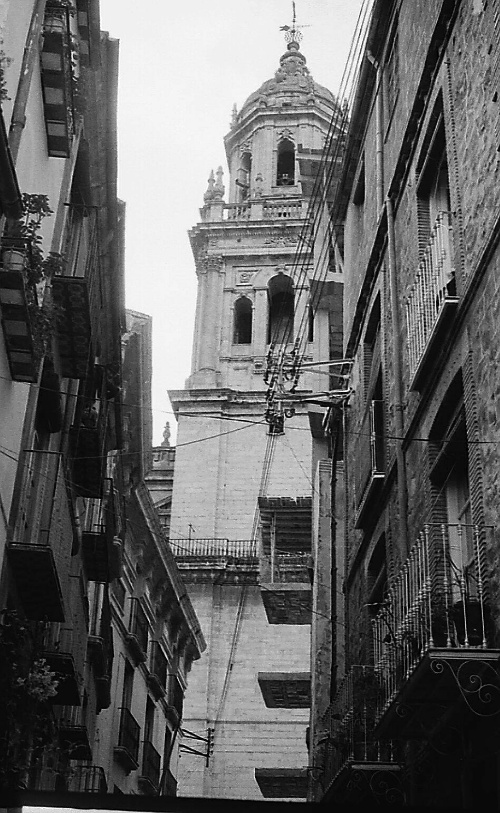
(279, 1), (309, 49)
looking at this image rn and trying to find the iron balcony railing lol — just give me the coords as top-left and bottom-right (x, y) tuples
(372, 523), (491, 722)
(127, 597), (149, 660)
(149, 641), (168, 692)
(169, 538), (257, 560)
(322, 666), (399, 787)
(26, 764), (107, 792)
(405, 211), (457, 382)
(117, 707), (140, 766)
(168, 674), (184, 720)
(66, 764), (107, 793)
(355, 400), (385, 505)
(140, 740), (161, 790)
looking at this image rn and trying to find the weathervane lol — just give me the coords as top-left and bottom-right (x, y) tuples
(279, 1), (310, 46)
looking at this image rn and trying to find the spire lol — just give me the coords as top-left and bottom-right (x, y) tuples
(213, 166), (225, 199)
(203, 169), (215, 202)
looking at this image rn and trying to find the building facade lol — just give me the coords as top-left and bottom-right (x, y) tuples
(0, 2), (204, 797)
(311, 0), (500, 807)
(91, 311), (205, 795)
(0, 0), (125, 791)
(167, 28), (343, 801)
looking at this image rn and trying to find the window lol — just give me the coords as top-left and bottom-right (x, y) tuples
(276, 139), (295, 186)
(429, 373), (477, 603)
(144, 697), (155, 744)
(308, 304), (314, 343)
(236, 151), (252, 202)
(122, 660), (134, 710)
(416, 110), (451, 254)
(363, 294), (381, 396)
(233, 296), (252, 344)
(267, 274), (294, 345)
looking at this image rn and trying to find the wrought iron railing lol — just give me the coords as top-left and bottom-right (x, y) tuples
(405, 211), (456, 381)
(355, 400), (384, 504)
(149, 641), (168, 690)
(372, 523), (491, 720)
(322, 666), (398, 786)
(169, 538), (257, 560)
(141, 740), (161, 789)
(67, 764), (107, 793)
(168, 673), (184, 719)
(128, 597), (149, 657)
(117, 707), (140, 764)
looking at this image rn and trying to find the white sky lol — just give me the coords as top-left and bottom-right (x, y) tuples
(98, 0), (365, 444)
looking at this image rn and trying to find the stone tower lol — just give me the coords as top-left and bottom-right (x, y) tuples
(167, 28), (341, 800)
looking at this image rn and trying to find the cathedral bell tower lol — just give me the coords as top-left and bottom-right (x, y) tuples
(168, 23), (341, 800)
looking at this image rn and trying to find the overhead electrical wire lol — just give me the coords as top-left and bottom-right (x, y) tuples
(266, 0), (375, 411)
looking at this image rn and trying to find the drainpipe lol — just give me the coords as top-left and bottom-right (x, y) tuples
(386, 196), (409, 554)
(8, 0), (48, 164)
(367, 51), (384, 214)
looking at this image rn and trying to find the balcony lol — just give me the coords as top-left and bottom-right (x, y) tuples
(222, 197), (303, 222)
(27, 764), (107, 792)
(169, 537), (258, 584)
(114, 707), (140, 774)
(147, 641), (168, 700)
(170, 537), (257, 560)
(125, 598), (149, 663)
(58, 705), (92, 761)
(258, 672), (311, 708)
(372, 524), (500, 740)
(166, 673), (184, 723)
(354, 399), (385, 529)
(260, 553), (312, 624)
(138, 740), (161, 794)
(7, 451), (70, 621)
(321, 666), (402, 804)
(40, 7), (75, 157)
(406, 211), (458, 389)
(254, 768), (308, 798)
(42, 624), (81, 706)
(81, 479), (122, 581)
(258, 496), (312, 624)
(0, 242), (38, 381)
(88, 585), (113, 711)
(51, 276), (92, 378)
(69, 391), (108, 498)
(160, 766), (178, 796)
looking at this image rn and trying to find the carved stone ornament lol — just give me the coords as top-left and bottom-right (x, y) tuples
(240, 141), (252, 154)
(263, 235), (298, 246)
(197, 254), (224, 274)
(277, 128), (294, 142)
(238, 271), (255, 285)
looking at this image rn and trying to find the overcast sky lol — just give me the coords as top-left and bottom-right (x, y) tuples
(98, 0), (365, 444)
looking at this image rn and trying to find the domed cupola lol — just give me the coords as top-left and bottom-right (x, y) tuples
(234, 27), (338, 123)
(223, 17), (339, 204)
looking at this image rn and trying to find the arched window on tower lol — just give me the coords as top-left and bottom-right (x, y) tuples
(267, 274), (294, 345)
(237, 152), (252, 201)
(233, 296), (253, 344)
(276, 139), (295, 186)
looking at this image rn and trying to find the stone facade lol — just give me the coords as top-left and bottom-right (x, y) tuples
(314, 0), (500, 807)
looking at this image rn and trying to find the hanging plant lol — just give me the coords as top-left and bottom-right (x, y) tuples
(0, 612), (61, 790)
